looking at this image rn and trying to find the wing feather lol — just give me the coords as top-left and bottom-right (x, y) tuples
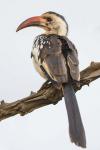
(39, 36), (68, 83)
(32, 35), (80, 83)
(66, 38), (80, 81)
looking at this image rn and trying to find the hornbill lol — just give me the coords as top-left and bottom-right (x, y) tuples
(16, 11), (86, 148)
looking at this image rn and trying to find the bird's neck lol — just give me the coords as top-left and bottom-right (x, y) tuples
(45, 30), (66, 36)
(45, 25), (68, 36)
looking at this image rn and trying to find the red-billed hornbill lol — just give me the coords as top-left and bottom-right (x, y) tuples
(16, 11), (86, 148)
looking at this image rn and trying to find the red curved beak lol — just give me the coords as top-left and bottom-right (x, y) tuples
(16, 16), (48, 32)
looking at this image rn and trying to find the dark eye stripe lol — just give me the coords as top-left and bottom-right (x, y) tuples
(47, 17), (52, 22)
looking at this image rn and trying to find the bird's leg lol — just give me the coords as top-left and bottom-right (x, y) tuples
(71, 80), (80, 89)
(39, 80), (50, 91)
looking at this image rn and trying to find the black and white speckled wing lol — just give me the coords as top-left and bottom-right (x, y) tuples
(32, 35), (68, 83)
(31, 34), (80, 82)
(66, 38), (80, 81)
(31, 35), (48, 79)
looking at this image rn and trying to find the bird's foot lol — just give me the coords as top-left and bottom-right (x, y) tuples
(39, 80), (50, 91)
(72, 80), (80, 88)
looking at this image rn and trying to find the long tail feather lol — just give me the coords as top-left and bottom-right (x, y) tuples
(62, 83), (86, 148)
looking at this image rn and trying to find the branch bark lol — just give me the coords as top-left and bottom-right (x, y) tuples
(0, 62), (100, 121)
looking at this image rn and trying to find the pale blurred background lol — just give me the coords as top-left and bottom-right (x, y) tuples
(0, 0), (100, 150)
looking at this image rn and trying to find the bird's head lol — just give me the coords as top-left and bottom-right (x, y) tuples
(16, 11), (68, 36)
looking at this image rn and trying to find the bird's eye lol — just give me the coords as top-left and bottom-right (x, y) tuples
(47, 17), (52, 22)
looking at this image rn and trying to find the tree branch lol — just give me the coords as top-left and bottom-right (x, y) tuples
(0, 62), (100, 121)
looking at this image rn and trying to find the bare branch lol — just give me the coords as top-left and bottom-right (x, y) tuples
(0, 62), (100, 121)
